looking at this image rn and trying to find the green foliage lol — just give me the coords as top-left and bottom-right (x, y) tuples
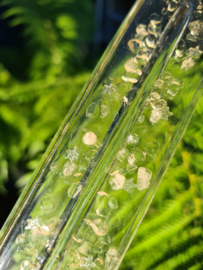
(1, 0), (94, 80)
(119, 108), (203, 269)
(1, 1), (203, 269)
(0, 0), (94, 192)
(119, 48), (203, 270)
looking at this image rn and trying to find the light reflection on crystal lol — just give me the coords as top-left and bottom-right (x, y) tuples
(108, 197), (118, 210)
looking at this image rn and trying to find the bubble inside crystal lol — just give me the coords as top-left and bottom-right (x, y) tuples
(175, 49), (183, 58)
(96, 195), (109, 217)
(108, 197), (118, 210)
(127, 38), (145, 52)
(150, 99), (167, 109)
(168, 2), (177, 12)
(148, 20), (162, 37)
(154, 80), (164, 87)
(149, 13), (163, 24)
(86, 102), (99, 118)
(137, 48), (152, 61)
(40, 198), (55, 211)
(146, 35), (157, 48)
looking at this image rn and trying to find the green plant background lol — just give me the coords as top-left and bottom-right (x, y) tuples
(0, 0), (203, 269)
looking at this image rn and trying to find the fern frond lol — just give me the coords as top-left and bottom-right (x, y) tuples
(145, 227), (203, 269)
(126, 214), (195, 257)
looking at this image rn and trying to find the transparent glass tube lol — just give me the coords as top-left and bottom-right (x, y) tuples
(0, 0), (203, 269)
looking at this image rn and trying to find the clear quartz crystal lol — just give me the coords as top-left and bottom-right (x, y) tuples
(0, 2), (203, 270)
